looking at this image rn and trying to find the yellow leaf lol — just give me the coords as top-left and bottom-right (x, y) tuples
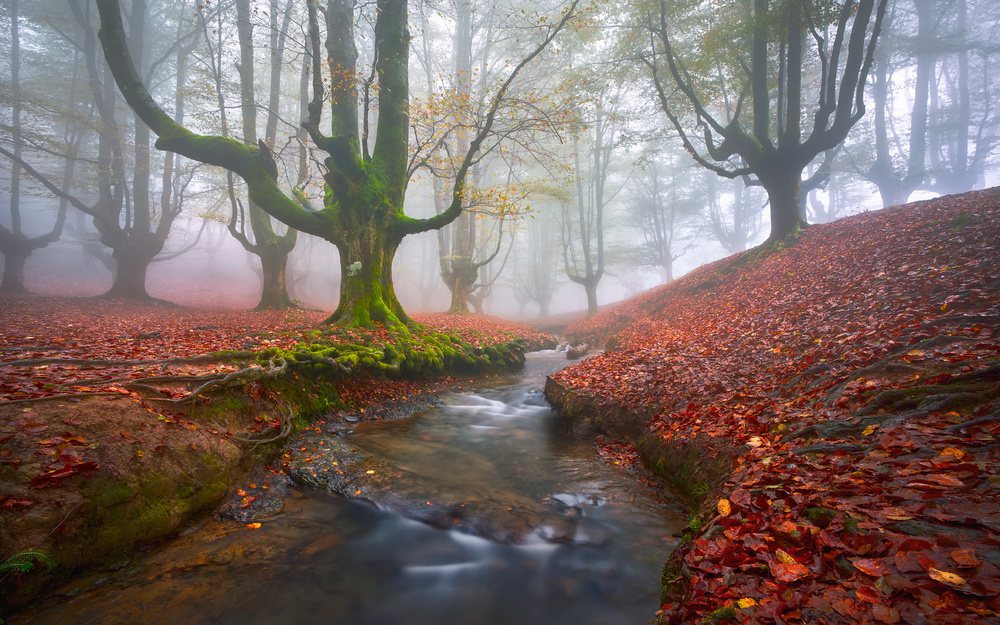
(136, 450), (144, 457)
(245, 522), (262, 529)
(737, 598), (757, 608)
(928, 567), (966, 587)
(863, 425), (877, 436)
(717, 498), (732, 517)
(366, 470), (375, 475)
(776, 549), (798, 565)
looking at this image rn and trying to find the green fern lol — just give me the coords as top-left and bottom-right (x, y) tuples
(0, 550), (53, 574)
(1, 550), (53, 625)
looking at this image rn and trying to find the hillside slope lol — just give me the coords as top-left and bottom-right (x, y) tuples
(545, 188), (1000, 624)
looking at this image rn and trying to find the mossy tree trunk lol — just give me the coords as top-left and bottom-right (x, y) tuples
(95, 0), (579, 327)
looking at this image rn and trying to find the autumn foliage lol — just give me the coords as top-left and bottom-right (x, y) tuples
(551, 188), (1000, 624)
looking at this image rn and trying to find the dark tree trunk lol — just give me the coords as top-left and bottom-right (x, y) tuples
(759, 165), (806, 243)
(105, 245), (154, 299)
(583, 278), (599, 318)
(256, 245), (295, 310)
(0, 245), (29, 294)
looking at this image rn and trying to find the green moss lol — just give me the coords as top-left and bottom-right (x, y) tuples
(703, 606), (738, 623)
(949, 213), (972, 230)
(804, 507), (838, 528)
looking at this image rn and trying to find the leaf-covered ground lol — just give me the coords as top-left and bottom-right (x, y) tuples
(551, 188), (1000, 624)
(0, 302), (550, 404)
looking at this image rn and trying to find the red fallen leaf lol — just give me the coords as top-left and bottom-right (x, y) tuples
(61, 418), (81, 425)
(31, 474), (63, 488)
(894, 550), (923, 573)
(872, 604), (901, 624)
(20, 422), (48, 435)
(770, 559), (810, 582)
(0, 434), (14, 443)
(854, 558), (891, 577)
(951, 548), (979, 567)
(0, 496), (36, 511)
(898, 538), (934, 551)
(910, 473), (963, 488)
(855, 585), (882, 603)
(832, 596), (858, 616)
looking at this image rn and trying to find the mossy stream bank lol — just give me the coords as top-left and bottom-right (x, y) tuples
(1, 326), (551, 618)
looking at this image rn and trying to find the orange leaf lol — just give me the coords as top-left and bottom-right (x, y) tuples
(951, 548), (979, 567)
(928, 567), (966, 587)
(245, 522), (261, 529)
(853, 558), (890, 577)
(717, 498), (732, 517)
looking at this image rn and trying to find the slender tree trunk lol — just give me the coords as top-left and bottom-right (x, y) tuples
(584, 279), (598, 318)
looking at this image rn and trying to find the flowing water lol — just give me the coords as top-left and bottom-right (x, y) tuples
(17, 351), (686, 625)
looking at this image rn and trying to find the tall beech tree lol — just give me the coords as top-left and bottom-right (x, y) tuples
(642, 0), (888, 244)
(95, 0), (580, 327)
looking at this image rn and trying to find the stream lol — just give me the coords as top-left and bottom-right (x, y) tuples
(17, 351), (686, 625)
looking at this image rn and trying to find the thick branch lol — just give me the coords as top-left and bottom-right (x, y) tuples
(95, 0), (326, 237)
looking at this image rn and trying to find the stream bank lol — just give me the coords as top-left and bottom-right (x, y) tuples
(8, 350), (687, 625)
(0, 313), (555, 619)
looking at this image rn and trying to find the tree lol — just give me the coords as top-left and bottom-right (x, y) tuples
(642, 0), (889, 244)
(227, 0), (298, 310)
(0, 0), (69, 293)
(560, 101), (624, 318)
(924, 0), (1000, 195)
(862, 0), (933, 207)
(95, 0), (580, 327)
(704, 170), (766, 253)
(627, 145), (699, 283)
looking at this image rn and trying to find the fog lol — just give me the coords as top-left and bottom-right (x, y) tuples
(2, 0), (998, 320)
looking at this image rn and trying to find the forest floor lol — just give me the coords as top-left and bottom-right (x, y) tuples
(0, 303), (553, 613)
(546, 187), (1000, 624)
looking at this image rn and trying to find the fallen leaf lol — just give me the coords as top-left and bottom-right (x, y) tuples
(718, 498), (732, 516)
(951, 548), (979, 567)
(928, 567), (966, 588)
(854, 558), (890, 577)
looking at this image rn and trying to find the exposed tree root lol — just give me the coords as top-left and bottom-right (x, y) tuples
(231, 403), (295, 451)
(1, 392), (129, 405)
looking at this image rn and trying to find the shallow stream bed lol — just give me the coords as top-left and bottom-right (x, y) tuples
(17, 351), (686, 625)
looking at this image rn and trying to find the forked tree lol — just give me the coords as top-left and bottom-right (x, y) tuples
(642, 0), (889, 244)
(95, 0), (580, 326)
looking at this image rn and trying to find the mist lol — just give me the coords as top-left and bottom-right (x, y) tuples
(2, 0), (998, 321)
